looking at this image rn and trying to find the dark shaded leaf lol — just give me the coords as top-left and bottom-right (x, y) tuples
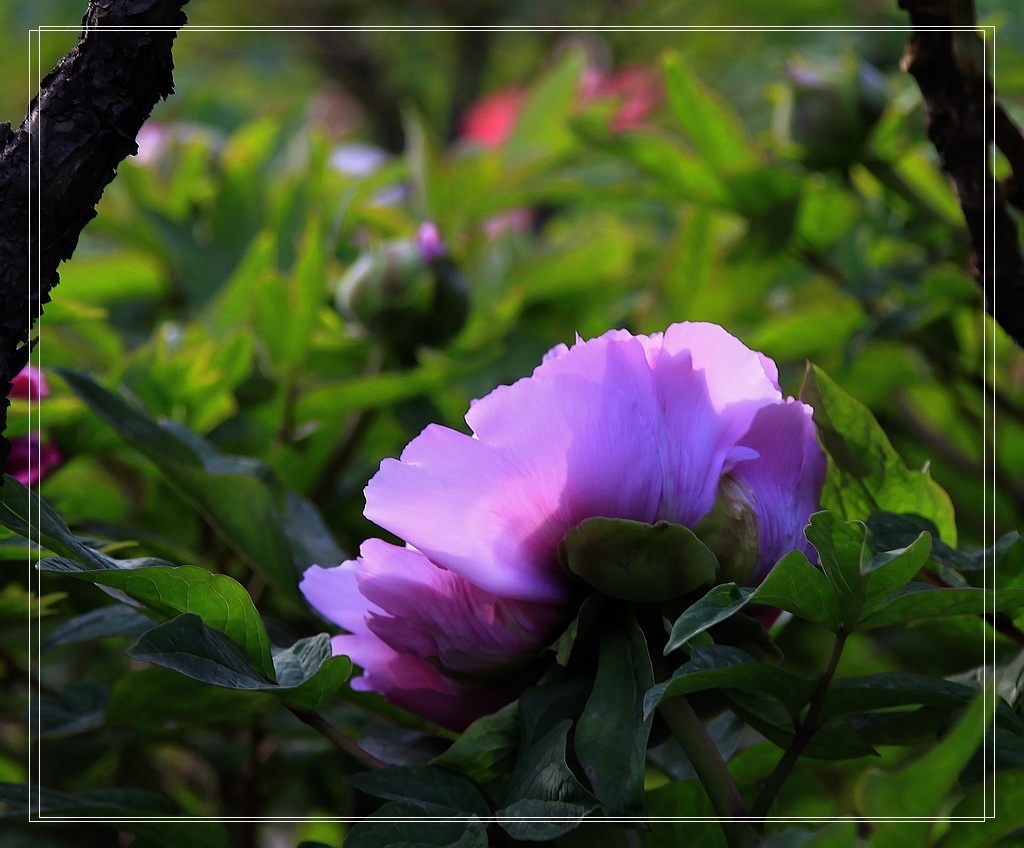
(34, 682), (107, 738)
(346, 766), (490, 817)
(39, 557), (275, 680)
(574, 612), (653, 817)
(41, 605), (153, 654)
(432, 700), (520, 787)
(125, 613), (350, 707)
(497, 720), (598, 842)
(105, 668), (274, 731)
(559, 517), (718, 603)
(344, 802), (487, 848)
(646, 645), (813, 719)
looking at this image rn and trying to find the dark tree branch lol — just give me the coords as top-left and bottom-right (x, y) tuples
(0, 0), (189, 470)
(898, 0), (1024, 347)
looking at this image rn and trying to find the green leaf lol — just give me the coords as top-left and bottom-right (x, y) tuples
(860, 692), (991, 848)
(821, 673), (982, 725)
(665, 583), (756, 651)
(805, 512), (870, 623)
(125, 613), (350, 706)
(282, 214), (326, 368)
(38, 558), (275, 680)
(106, 668), (274, 731)
(861, 532), (932, 612)
(559, 517), (718, 603)
(283, 490), (346, 572)
(497, 720), (598, 842)
(504, 48), (585, 167)
(35, 681), (108, 738)
(432, 700), (520, 788)
(346, 766), (490, 818)
(344, 802), (487, 848)
(272, 634), (357, 710)
(1, 474), (126, 566)
(755, 551), (842, 629)
(645, 646), (814, 718)
(56, 369), (341, 600)
(724, 690), (876, 760)
(661, 51), (760, 176)
(574, 612), (653, 817)
(936, 769), (1024, 848)
(799, 364), (957, 545)
(0, 783), (231, 848)
(856, 584), (1024, 630)
(41, 605), (154, 654)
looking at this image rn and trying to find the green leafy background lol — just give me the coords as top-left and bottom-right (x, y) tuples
(1, 1), (1023, 846)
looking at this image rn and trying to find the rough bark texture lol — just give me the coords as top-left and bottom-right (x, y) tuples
(899, 0), (1024, 348)
(0, 0), (189, 471)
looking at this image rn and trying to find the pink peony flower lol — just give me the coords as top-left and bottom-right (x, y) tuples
(302, 323), (825, 729)
(6, 367), (62, 487)
(10, 365), (50, 402)
(6, 434), (63, 487)
(459, 89), (527, 149)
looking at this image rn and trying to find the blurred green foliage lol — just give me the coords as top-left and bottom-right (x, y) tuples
(2, 1), (1024, 845)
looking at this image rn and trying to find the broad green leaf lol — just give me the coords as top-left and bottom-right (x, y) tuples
(866, 512), (968, 571)
(282, 213), (326, 368)
(800, 364), (957, 545)
(41, 605), (153, 653)
(497, 720), (598, 842)
(517, 678), (592, 752)
(283, 490), (346, 571)
(38, 558), (275, 680)
(665, 550), (839, 652)
(125, 613), (350, 707)
(56, 369), (341, 600)
(821, 673), (982, 724)
(272, 634), (356, 710)
(861, 532), (932, 611)
(1, 473), (128, 567)
(661, 51), (760, 176)
(725, 690), (876, 760)
(346, 766), (490, 818)
(559, 517), (718, 603)
(344, 802), (487, 848)
(755, 551), (842, 629)
(645, 646), (814, 718)
(35, 681), (107, 738)
(106, 668), (274, 731)
(861, 692), (991, 848)
(805, 512), (870, 623)
(504, 48), (585, 167)
(665, 583), (757, 651)
(432, 700), (520, 788)
(936, 769), (1024, 848)
(574, 612), (653, 817)
(856, 584), (1024, 630)
(0, 783), (231, 848)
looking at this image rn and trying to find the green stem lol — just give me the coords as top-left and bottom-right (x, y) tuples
(751, 630), (848, 820)
(658, 696), (757, 848)
(286, 706), (384, 772)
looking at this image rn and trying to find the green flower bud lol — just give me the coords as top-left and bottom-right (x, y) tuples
(772, 54), (888, 171)
(692, 475), (760, 586)
(336, 229), (469, 360)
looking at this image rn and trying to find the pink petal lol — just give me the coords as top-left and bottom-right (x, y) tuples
(366, 370), (663, 602)
(5, 434), (62, 487)
(731, 400), (827, 579)
(354, 539), (567, 674)
(649, 323), (783, 525)
(10, 366), (49, 401)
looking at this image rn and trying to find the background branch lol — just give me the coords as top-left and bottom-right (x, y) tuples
(0, 0), (189, 470)
(898, 0), (1024, 347)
